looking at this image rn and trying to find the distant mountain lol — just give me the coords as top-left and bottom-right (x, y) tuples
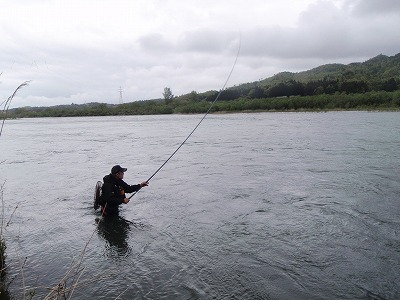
(176, 52), (400, 101)
(258, 53), (400, 86)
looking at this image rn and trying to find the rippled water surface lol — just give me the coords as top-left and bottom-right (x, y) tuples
(0, 112), (399, 299)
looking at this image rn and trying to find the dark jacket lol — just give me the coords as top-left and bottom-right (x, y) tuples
(100, 174), (141, 215)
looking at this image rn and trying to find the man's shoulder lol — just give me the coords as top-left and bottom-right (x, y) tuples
(103, 174), (113, 182)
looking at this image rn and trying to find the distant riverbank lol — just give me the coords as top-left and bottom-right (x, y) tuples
(6, 90), (400, 119)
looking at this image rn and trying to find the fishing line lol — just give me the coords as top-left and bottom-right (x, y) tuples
(129, 37), (241, 199)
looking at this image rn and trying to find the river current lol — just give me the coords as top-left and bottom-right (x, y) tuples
(0, 112), (399, 299)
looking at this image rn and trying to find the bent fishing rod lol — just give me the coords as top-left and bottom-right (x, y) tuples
(129, 38), (241, 199)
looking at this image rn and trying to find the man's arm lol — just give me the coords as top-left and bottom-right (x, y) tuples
(122, 181), (148, 193)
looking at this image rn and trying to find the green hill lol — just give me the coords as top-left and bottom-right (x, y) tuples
(260, 53), (400, 85)
(173, 52), (400, 102)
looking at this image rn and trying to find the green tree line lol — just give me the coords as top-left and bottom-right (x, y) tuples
(6, 90), (400, 118)
(214, 77), (398, 100)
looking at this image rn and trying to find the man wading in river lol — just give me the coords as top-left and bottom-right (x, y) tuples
(97, 165), (148, 216)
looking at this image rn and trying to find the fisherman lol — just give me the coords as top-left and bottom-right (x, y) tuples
(99, 165), (148, 215)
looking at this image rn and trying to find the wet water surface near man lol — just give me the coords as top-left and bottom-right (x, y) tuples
(1, 112), (399, 299)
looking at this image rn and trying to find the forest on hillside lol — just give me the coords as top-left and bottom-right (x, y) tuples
(175, 53), (400, 102)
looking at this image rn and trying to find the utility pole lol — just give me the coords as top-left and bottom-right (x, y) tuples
(119, 86), (123, 104)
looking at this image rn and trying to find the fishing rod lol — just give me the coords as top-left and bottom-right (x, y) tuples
(129, 38), (241, 199)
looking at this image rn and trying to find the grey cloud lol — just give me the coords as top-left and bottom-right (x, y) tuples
(349, 0), (400, 16)
(178, 29), (237, 53)
(138, 33), (175, 53)
(240, 0), (400, 61)
(139, 29), (238, 55)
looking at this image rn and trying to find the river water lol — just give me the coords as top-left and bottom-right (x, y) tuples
(0, 112), (399, 299)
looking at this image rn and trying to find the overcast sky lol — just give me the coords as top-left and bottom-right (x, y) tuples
(1, 0), (399, 108)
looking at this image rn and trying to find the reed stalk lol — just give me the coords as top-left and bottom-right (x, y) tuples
(43, 206), (110, 300)
(0, 182), (6, 273)
(0, 80), (30, 137)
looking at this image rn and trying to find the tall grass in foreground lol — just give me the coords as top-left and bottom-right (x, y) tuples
(0, 182), (7, 273)
(0, 181), (20, 299)
(1, 80), (120, 299)
(1, 80), (29, 299)
(42, 214), (110, 299)
(0, 181), (9, 300)
(1, 166), (106, 299)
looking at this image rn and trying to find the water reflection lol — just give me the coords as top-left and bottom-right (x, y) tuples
(96, 216), (132, 257)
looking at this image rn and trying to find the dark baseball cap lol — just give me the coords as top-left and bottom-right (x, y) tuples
(111, 165), (127, 174)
